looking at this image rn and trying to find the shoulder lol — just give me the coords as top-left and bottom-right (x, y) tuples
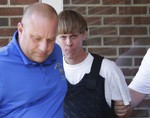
(102, 58), (118, 69)
(101, 58), (124, 79)
(0, 46), (13, 60)
(0, 46), (8, 56)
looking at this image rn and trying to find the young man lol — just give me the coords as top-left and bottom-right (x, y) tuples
(57, 10), (131, 118)
(0, 3), (67, 118)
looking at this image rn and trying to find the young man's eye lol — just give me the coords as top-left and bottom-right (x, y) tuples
(71, 35), (78, 39)
(60, 36), (66, 39)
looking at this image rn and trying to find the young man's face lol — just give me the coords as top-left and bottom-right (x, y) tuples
(57, 32), (86, 60)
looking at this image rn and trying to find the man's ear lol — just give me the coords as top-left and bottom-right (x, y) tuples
(17, 22), (23, 33)
(82, 31), (87, 41)
(17, 22), (23, 39)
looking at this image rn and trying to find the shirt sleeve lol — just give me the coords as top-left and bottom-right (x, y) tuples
(101, 59), (131, 107)
(129, 49), (150, 94)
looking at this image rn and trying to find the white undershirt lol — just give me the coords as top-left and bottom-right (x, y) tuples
(63, 53), (131, 106)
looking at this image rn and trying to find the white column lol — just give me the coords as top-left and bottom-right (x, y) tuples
(42, 0), (63, 14)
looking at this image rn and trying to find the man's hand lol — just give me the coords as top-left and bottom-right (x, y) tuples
(114, 101), (131, 118)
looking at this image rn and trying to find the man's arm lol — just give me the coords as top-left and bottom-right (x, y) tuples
(129, 88), (146, 109)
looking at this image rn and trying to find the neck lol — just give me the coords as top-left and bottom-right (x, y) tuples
(64, 52), (88, 65)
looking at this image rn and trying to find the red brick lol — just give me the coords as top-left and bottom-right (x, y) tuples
(83, 37), (102, 46)
(134, 37), (150, 45)
(134, 17), (150, 24)
(89, 27), (117, 36)
(119, 7), (147, 15)
(64, 0), (70, 4)
(119, 47), (147, 56)
(133, 0), (150, 4)
(104, 37), (132, 46)
(0, 39), (9, 47)
(0, 0), (7, 4)
(10, 17), (22, 26)
(88, 48), (117, 56)
(88, 7), (116, 15)
(0, 8), (23, 16)
(103, 0), (131, 5)
(0, 18), (8, 26)
(120, 27), (147, 35)
(104, 17), (132, 25)
(0, 28), (17, 37)
(85, 17), (101, 25)
(10, 0), (39, 5)
(72, 0), (99, 4)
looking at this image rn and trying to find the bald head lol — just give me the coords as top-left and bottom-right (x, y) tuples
(17, 2), (59, 63)
(22, 2), (58, 26)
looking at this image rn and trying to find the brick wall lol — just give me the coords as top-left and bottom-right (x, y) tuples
(0, 0), (150, 117)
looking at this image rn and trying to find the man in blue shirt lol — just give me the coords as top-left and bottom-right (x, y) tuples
(0, 2), (67, 118)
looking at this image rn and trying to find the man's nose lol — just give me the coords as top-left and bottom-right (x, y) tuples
(39, 41), (47, 52)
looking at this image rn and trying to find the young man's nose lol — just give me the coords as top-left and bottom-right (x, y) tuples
(66, 38), (72, 46)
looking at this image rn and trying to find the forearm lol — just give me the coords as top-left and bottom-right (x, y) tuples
(129, 88), (146, 109)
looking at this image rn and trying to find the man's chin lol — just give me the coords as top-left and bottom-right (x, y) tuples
(33, 57), (47, 63)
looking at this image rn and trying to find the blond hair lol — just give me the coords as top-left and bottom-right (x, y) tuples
(58, 10), (88, 34)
